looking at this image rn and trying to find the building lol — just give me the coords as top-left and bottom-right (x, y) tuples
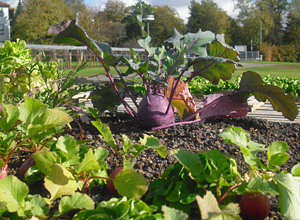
(0, 1), (10, 43)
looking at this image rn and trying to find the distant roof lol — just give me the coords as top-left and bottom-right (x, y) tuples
(0, 1), (10, 7)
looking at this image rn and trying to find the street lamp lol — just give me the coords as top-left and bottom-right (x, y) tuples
(259, 20), (262, 47)
(142, 15), (155, 36)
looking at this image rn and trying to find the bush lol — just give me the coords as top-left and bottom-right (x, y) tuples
(260, 44), (300, 62)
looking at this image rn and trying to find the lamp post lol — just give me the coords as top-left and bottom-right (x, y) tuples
(142, 15), (155, 36)
(259, 20), (262, 47)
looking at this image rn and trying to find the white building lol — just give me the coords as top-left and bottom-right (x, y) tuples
(0, 1), (10, 43)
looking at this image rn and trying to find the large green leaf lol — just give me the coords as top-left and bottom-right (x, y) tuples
(75, 148), (101, 174)
(273, 173), (300, 219)
(114, 169), (148, 199)
(238, 71), (299, 121)
(0, 104), (19, 132)
(162, 205), (189, 220)
(191, 40), (240, 85)
(44, 164), (77, 201)
(196, 191), (242, 220)
(32, 151), (62, 175)
(58, 192), (94, 215)
(0, 176), (29, 216)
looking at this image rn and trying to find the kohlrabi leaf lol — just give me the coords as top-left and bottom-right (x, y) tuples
(58, 192), (94, 215)
(238, 71), (299, 121)
(0, 104), (19, 132)
(200, 94), (250, 123)
(138, 36), (156, 56)
(171, 149), (204, 177)
(190, 40), (240, 85)
(44, 164), (77, 201)
(48, 20), (112, 58)
(267, 142), (289, 171)
(181, 29), (215, 56)
(273, 173), (300, 219)
(94, 147), (109, 167)
(162, 205), (189, 220)
(165, 28), (184, 49)
(137, 14), (148, 38)
(32, 151), (62, 175)
(92, 121), (116, 148)
(196, 191), (241, 220)
(75, 148), (101, 174)
(0, 176), (29, 217)
(114, 169), (148, 199)
(163, 45), (188, 77)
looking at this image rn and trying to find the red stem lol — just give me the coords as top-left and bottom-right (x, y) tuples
(218, 182), (242, 204)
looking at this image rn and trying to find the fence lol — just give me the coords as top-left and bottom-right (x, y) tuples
(0, 43), (146, 69)
(238, 51), (263, 61)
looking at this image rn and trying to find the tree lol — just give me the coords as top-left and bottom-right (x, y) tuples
(12, 0), (73, 44)
(150, 5), (184, 46)
(104, 0), (128, 22)
(283, 12), (300, 45)
(187, 0), (232, 43)
(11, 0), (23, 41)
(122, 1), (153, 40)
(290, 0), (300, 18)
(63, 0), (86, 18)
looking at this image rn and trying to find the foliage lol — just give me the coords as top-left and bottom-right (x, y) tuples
(187, 0), (232, 44)
(47, 10), (298, 129)
(63, 0), (86, 18)
(104, 0), (129, 23)
(260, 43), (300, 62)
(150, 5), (185, 46)
(283, 12), (300, 45)
(0, 97), (72, 179)
(12, 0), (73, 44)
(146, 126), (300, 219)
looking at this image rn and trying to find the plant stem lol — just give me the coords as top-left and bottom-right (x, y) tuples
(218, 182), (242, 204)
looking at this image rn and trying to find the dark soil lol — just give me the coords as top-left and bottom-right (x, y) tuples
(7, 111), (300, 219)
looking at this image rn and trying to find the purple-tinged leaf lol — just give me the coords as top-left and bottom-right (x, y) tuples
(165, 28), (184, 49)
(48, 20), (112, 58)
(238, 71), (299, 121)
(200, 94), (250, 123)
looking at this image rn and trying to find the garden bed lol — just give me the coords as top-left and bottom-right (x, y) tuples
(7, 112), (298, 219)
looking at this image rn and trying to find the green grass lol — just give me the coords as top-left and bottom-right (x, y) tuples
(73, 61), (300, 78)
(234, 61), (300, 78)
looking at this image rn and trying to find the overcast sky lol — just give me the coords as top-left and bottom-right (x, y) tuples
(3, 0), (239, 23)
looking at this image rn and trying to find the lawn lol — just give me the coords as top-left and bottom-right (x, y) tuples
(74, 61), (300, 78)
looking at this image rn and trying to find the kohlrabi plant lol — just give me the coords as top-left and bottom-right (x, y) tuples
(146, 126), (300, 219)
(47, 11), (298, 130)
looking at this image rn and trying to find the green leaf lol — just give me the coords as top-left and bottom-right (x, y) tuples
(29, 195), (49, 217)
(172, 149), (204, 177)
(182, 29), (215, 56)
(56, 135), (79, 160)
(94, 147), (109, 166)
(59, 192), (94, 215)
(44, 164), (77, 201)
(273, 173), (300, 219)
(162, 205), (189, 220)
(196, 191), (242, 220)
(76, 148), (101, 174)
(114, 170), (148, 199)
(0, 104), (19, 132)
(92, 121), (116, 148)
(267, 142), (289, 171)
(238, 71), (299, 121)
(0, 176), (29, 216)
(291, 164), (300, 176)
(165, 28), (184, 48)
(32, 151), (61, 175)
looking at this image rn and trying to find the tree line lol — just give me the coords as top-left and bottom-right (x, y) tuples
(10, 0), (300, 52)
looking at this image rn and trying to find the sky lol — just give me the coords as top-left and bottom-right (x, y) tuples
(2, 0), (239, 23)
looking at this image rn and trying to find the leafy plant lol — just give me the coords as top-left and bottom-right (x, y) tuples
(92, 120), (167, 198)
(0, 97), (72, 179)
(146, 126), (300, 219)
(47, 9), (298, 129)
